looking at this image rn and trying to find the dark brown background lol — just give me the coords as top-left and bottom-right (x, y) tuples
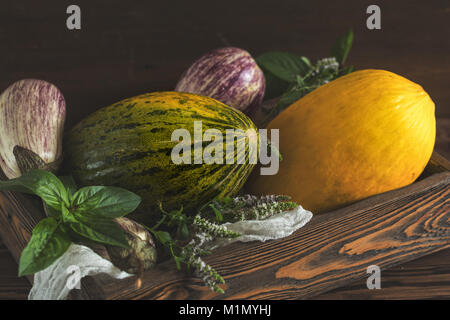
(0, 0), (449, 299)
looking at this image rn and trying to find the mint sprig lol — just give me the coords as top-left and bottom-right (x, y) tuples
(143, 203), (239, 293)
(148, 195), (298, 294)
(0, 169), (141, 276)
(256, 29), (355, 124)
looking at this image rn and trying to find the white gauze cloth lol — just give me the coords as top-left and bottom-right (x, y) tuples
(28, 244), (131, 300)
(29, 206), (312, 300)
(206, 205), (313, 250)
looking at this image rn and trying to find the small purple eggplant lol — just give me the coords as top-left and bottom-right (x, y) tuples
(0, 79), (66, 179)
(175, 47), (265, 114)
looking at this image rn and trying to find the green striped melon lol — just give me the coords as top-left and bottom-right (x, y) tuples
(63, 91), (258, 224)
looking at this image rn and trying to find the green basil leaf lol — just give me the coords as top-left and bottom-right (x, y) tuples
(59, 175), (78, 199)
(256, 52), (311, 82)
(43, 202), (60, 218)
(69, 212), (129, 248)
(209, 204), (223, 223)
(153, 230), (172, 245)
(18, 217), (71, 276)
(178, 222), (190, 240)
(0, 170), (69, 211)
(61, 203), (77, 223)
(71, 186), (141, 218)
(330, 29), (354, 65)
(173, 255), (182, 270)
(221, 197), (233, 206)
(296, 75), (305, 86)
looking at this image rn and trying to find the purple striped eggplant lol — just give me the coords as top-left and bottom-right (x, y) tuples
(0, 79), (66, 179)
(175, 47), (265, 114)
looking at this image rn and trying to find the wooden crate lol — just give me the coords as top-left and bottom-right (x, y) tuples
(0, 152), (448, 300)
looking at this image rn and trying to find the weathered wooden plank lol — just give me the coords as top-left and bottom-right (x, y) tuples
(0, 192), (45, 285)
(80, 171), (449, 300)
(0, 192), (45, 263)
(3, 238), (450, 300)
(0, 156), (448, 300)
(0, 242), (30, 300)
(314, 248), (450, 300)
(424, 152), (450, 176)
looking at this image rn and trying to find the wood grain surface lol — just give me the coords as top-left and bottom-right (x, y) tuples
(4, 240), (450, 300)
(70, 171), (448, 300)
(315, 248), (450, 300)
(0, 0), (449, 299)
(0, 193), (45, 261)
(0, 154), (448, 299)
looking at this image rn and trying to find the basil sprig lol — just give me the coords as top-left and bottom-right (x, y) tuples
(0, 169), (141, 276)
(256, 29), (354, 123)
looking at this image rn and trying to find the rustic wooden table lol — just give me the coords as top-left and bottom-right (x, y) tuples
(0, 0), (449, 299)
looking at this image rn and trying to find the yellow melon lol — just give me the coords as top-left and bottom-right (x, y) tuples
(247, 69), (436, 213)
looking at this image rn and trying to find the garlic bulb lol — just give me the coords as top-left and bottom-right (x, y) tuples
(106, 217), (157, 275)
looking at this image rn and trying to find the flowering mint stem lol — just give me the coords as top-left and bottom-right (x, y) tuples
(193, 215), (240, 238)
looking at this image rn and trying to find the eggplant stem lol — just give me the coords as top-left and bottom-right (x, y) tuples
(0, 167), (7, 181)
(13, 145), (62, 175)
